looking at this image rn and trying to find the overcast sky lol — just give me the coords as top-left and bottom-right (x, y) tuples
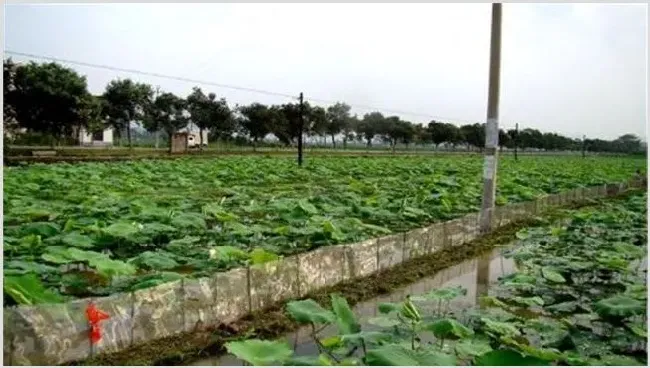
(4, 3), (647, 140)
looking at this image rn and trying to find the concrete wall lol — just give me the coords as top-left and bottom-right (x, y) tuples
(3, 179), (644, 365)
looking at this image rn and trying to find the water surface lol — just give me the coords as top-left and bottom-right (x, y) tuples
(193, 247), (516, 366)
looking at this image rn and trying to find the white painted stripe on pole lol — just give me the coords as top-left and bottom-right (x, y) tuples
(486, 118), (499, 147)
(483, 155), (495, 180)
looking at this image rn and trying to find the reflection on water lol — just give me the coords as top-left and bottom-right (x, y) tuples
(193, 247), (516, 366)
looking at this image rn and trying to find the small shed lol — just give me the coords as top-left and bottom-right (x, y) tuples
(171, 132), (189, 153)
(178, 123), (209, 147)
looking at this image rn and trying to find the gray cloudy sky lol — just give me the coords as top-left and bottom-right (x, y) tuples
(4, 3), (647, 140)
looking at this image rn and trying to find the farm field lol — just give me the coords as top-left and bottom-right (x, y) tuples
(225, 192), (648, 366)
(3, 155), (645, 305)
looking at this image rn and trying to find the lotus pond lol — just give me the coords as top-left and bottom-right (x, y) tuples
(3, 155), (645, 305)
(223, 192), (648, 366)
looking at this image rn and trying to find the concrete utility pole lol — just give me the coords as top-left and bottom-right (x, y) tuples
(479, 3), (503, 234)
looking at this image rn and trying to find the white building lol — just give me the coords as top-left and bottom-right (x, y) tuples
(77, 123), (208, 148)
(178, 123), (209, 148)
(79, 127), (114, 146)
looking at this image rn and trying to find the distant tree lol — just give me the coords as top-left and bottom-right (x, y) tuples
(3, 58), (18, 131)
(186, 87), (210, 149)
(238, 102), (274, 149)
(9, 61), (96, 145)
(307, 105), (327, 139)
(208, 95), (235, 143)
(459, 123), (485, 151)
(413, 123), (430, 148)
(378, 116), (400, 150)
(102, 79), (153, 148)
(613, 134), (643, 154)
(379, 116), (416, 151)
(498, 129), (512, 151)
(142, 91), (164, 144)
(186, 87), (231, 149)
(399, 120), (416, 148)
(447, 124), (464, 149)
(518, 128), (544, 150)
(357, 112), (384, 148)
(158, 93), (188, 152)
(427, 120), (453, 149)
(506, 128), (518, 150)
(78, 95), (106, 140)
(343, 114), (359, 148)
(272, 103), (301, 146)
(325, 102), (352, 148)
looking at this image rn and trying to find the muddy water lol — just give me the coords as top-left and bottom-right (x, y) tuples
(193, 247), (517, 366)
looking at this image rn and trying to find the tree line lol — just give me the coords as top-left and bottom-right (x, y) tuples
(3, 59), (645, 154)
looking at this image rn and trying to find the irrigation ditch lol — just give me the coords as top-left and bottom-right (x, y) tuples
(2, 179), (645, 366)
(196, 246), (517, 366)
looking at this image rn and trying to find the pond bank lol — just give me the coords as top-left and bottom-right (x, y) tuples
(79, 189), (643, 366)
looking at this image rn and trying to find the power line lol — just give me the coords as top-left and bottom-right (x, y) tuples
(4, 50), (497, 127)
(4, 50), (297, 99)
(307, 96), (478, 125)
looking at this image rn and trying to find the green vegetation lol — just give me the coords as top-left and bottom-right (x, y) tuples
(4, 58), (645, 154)
(2, 155), (644, 305)
(224, 192), (648, 366)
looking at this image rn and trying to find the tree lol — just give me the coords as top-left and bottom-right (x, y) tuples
(399, 120), (416, 148)
(427, 120), (453, 149)
(325, 102), (352, 148)
(238, 103), (274, 149)
(459, 123), (485, 151)
(498, 129), (512, 151)
(447, 124), (464, 149)
(78, 95), (106, 141)
(142, 91), (164, 146)
(207, 95), (234, 143)
(269, 102), (324, 147)
(378, 116), (415, 152)
(153, 92), (188, 152)
(613, 134), (642, 154)
(518, 128), (544, 150)
(413, 123), (430, 148)
(186, 87), (231, 149)
(506, 128), (518, 150)
(271, 103), (301, 146)
(357, 112), (384, 148)
(185, 87), (209, 148)
(307, 105), (327, 141)
(8, 61), (95, 145)
(3, 58), (21, 139)
(102, 79), (153, 148)
(342, 114), (359, 149)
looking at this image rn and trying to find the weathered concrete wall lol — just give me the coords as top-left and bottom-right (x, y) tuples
(297, 245), (350, 296)
(3, 181), (643, 365)
(249, 257), (300, 311)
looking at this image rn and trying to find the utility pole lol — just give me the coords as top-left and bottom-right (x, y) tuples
(298, 92), (304, 166)
(154, 86), (160, 149)
(514, 122), (518, 161)
(479, 3), (503, 234)
(582, 134), (586, 158)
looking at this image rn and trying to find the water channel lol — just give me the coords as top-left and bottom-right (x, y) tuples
(193, 247), (517, 366)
